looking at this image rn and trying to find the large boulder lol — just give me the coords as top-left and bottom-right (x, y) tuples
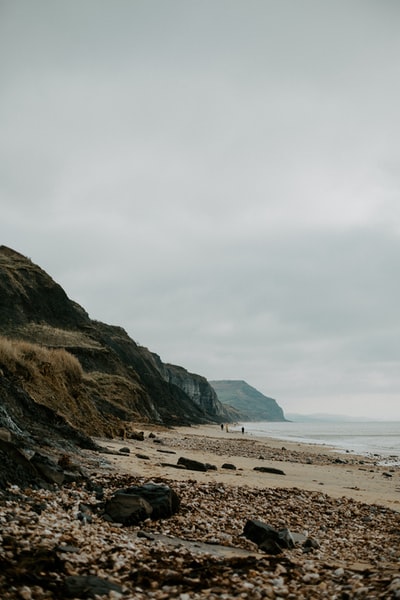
(104, 483), (180, 525)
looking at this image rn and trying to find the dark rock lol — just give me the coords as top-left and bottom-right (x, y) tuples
(64, 575), (123, 598)
(0, 439), (44, 488)
(148, 432), (156, 438)
(135, 453), (150, 460)
(104, 494), (152, 525)
(303, 537), (320, 550)
(104, 483), (180, 525)
(177, 456), (216, 471)
(253, 466), (286, 475)
(127, 430), (144, 441)
(63, 469), (87, 484)
(31, 452), (65, 485)
(222, 463), (237, 470)
(243, 519), (295, 555)
(85, 480), (104, 500)
(119, 446), (130, 454)
(156, 449), (177, 454)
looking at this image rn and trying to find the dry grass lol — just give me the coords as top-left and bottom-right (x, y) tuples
(12, 323), (102, 349)
(0, 335), (83, 387)
(0, 335), (136, 437)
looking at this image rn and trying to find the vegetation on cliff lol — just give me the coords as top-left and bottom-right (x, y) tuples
(0, 246), (234, 446)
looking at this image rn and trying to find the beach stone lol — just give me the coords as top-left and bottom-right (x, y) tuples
(177, 456), (209, 471)
(64, 575), (123, 598)
(104, 493), (153, 525)
(243, 519), (295, 554)
(222, 463), (237, 470)
(253, 466), (286, 475)
(31, 452), (65, 485)
(128, 430), (144, 441)
(104, 483), (180, 525)
(205, 462), (217, 470)
(119, 446), (130, 454)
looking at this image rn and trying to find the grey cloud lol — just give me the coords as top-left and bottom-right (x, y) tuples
(2, 0), (400, 418)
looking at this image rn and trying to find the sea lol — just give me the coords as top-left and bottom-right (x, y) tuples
(232, 421), (400, 465)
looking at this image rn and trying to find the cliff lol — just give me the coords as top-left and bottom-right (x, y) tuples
(0, 246), (230, 443)
(140, 350), (239, 422)
(210, 380), (287, 422)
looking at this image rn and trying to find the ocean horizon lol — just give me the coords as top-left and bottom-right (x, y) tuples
(232, 420), (400, 464)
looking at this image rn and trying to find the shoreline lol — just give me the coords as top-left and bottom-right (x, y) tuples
(1, 423), (400, 598)
(93, 423), (400, 512)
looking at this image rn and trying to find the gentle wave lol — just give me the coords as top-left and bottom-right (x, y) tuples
(233, 421), (400, 462)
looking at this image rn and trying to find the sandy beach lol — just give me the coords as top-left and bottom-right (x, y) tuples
(97, 423), (400, 512)
(1, 423), (400, 599)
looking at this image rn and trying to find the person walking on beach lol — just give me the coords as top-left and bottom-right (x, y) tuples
(241, 426), (245, 434)
(220, 423), (224, 431)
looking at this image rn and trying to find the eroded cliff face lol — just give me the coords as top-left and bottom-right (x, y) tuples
(0, 246), (222, 438)
(142, 350), (238, 422)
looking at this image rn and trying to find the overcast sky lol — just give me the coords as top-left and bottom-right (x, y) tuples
(1, 1), (400, 420)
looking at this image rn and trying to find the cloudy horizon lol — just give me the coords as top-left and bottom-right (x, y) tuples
(2, 1), (400, 419)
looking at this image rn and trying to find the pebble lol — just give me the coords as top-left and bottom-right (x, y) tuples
(0, 437), (399, 599)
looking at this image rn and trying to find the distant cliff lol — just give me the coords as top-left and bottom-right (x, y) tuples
(141, 351), (239, 423)
(210, 380), (287, 422)
(0, 246), (232, 442)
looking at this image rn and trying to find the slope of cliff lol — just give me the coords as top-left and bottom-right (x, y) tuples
(0, 246), (225, 441)
(209, 380), (287, 422)
(139, 350), (239, 423)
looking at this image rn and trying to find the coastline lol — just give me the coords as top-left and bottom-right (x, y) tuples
(1, 423), (400, 598)
(95, 423), (400, 512)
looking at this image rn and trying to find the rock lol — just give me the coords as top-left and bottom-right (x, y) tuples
(243, 519), (295, 554)
(104, 483), (180, 524)
(148, 432), (156, 438)
(127, 430), (144, 441)
(30, 452), (65, 485)
(64, 575), (123, 598)
(0, 439), (44, 488)
(303, 537), (320, 551)
(135, 453), (150, 460)
(103, 494), (153, 525)
(253, 466), (286, 475)
(177, 456), (216, 471)
(119, 447), (130, 454)
(156, 449), (177, 454)
(222, 463), (237, 470)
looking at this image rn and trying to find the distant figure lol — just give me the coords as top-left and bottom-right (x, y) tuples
(241, 426), (245, 435)
(220, 423), (224, 431)
(225, 424), (229, 433)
